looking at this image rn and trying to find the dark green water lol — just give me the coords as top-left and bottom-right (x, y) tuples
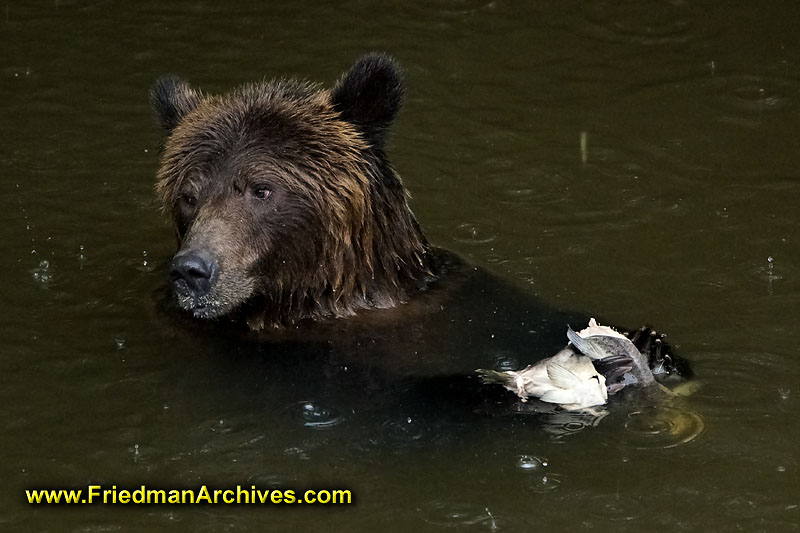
(3, 1), (800, 531)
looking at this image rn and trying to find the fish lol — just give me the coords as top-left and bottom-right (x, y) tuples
(477, 318), (658, 410)
(568, 318), (655, 387)
(477, 345), (609, 411)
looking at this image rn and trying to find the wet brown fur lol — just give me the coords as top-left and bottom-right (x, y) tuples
(152, 54), (439, 329)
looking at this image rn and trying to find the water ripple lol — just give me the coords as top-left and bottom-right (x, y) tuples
(578, 0), (698, 46)
(516, 455), (562, 492)
(419, 500), (502, 529)
(450, 222), (498, 244)
(698, 351), (797, 409)
(284, 401), (344, 429)
(621, 406), (705, 449)
(715, 73), (793, 116)
(589, 493), (646, 522)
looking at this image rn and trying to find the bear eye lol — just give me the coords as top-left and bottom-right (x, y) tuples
(178, 193), (197, 208)
(252, 186), (271, 200)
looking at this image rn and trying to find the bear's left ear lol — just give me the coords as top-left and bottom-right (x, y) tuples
(150, 76), (202, 133)
(331, 52), (405, 149)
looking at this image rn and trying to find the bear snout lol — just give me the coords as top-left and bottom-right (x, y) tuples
(170, 250), (218, 299)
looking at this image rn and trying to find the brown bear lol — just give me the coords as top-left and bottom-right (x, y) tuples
(150, 53), (686, 383)
(152, 53), (439, 331)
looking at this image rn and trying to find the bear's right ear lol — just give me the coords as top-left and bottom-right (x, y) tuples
(150, 76), (201, 133)
(331, 52), (405, 150)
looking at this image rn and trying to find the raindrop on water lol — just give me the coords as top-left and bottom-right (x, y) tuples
(756, 255), (782, 294)
(516, 455), (560, 492)
(131, 443), (140, 464)
(286, 401), (343, 429)
(517, 455), (547, 471)
(32, 260), (51, 284)
(451, 222), (497, 244)
(485, 508), (497, 532)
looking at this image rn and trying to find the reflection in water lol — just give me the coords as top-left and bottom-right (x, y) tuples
(541, 408), (611, 438)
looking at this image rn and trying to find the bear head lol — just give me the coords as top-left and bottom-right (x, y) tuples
(151, 53), (438, 329)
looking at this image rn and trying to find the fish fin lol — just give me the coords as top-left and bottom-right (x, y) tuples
(566, 327), (606, 360)
(603, 365), (634, 384)
(591, 354), (634, 382)
(546, 363), (580, 389)
(539, 388), (577, 405)
(606, 382), (628, 395)
(594, 354), (633, 366)
(579, 319), (627, 339)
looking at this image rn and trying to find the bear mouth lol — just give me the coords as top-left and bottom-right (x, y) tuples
(171, 270), (256, 321)
(189, 304), (221, 320)
(174, 292), (226, 320)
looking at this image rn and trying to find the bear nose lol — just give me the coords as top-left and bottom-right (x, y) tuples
(170, 251), (217, 297)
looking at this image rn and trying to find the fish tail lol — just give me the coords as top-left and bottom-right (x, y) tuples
(475, 368), (516, 387)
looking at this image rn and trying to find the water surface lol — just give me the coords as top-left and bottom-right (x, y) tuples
(2, 1), (800, 531)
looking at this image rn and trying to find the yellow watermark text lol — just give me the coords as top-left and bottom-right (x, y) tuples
(25, 485), (352, 505)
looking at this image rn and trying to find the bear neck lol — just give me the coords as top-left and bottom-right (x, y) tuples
(244, 161), (441, 330)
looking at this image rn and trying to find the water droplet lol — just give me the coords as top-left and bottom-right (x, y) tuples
(516, 455), (561, 492)
(419, 500), (500, 528)
(286, 401), (343, 429)
(283, 446), (310, 460)
(367, 415), (440, 451)
(451, 222), (497, 244)
(32, 260), (51, 284)
(580, 131), (588, 164)
(753, 255), (782, 293)
(517, 455), (547, 471)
